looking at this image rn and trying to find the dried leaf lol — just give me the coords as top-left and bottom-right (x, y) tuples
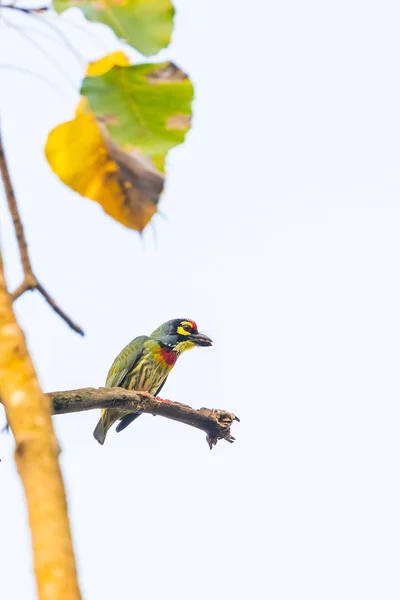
(45, 104), (164, 232)
(44, 59), (192, 231)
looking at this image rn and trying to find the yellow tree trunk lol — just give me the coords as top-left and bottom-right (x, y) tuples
(0, 258), (81, 599)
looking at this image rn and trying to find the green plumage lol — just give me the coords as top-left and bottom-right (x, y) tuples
(105, 336), (149, 388)
(93, 318), (212, 445)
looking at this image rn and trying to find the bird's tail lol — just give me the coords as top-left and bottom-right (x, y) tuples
(93, 409), (116, 445)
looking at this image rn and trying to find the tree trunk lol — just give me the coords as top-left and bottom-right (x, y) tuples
(0, 257), (81, 600)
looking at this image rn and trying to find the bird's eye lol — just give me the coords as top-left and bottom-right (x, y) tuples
(182, 324), (192, 333)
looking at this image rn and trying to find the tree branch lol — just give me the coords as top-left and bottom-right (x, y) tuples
(0, 255), (81, 600)
(49, 387), (240, 449)
(0, 121), (84, 335)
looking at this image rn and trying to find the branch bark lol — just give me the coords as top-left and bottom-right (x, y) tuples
(0, 257), (81, 599)
(49, 387), (239, 449)
(0, 121), (84, 335)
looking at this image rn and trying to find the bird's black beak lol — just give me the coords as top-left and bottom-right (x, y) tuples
(190, 332), (213, 347)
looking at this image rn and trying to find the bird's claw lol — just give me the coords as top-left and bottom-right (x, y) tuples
(137, 391), (171, 403)
(137, 391), (154, 399)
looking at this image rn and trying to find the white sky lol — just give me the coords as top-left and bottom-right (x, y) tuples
(1, 1), (400, 598)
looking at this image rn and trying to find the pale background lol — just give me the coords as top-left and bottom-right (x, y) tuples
(1, 1), (400, 598)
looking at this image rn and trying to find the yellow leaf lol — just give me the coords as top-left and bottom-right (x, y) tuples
(45, 107), (164, 232)
(86, 51), (131, 77)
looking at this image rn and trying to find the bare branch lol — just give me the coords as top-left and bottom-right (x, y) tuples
(0, 121), (84, 335)
(49, 388), (240, 449)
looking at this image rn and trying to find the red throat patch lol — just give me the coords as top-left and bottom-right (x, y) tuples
(159, 347), (178, 367)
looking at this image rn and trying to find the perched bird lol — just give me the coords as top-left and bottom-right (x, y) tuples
(93, 318), (212, 444)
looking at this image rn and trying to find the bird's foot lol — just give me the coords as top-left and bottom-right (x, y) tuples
(137, 391), (153, 399)
(137, 391), (171, 403)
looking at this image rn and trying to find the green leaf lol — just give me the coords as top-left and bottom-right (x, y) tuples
(54, 0), (174, 56)
(80, 62), (193, 171)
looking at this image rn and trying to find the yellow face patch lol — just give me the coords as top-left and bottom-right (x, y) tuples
(177, 322), (193, 336)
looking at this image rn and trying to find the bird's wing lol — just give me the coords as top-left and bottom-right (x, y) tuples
(105, 335), (149, 388)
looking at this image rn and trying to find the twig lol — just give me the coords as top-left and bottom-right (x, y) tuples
(0, 121), (84, 335)
(49, 387), (240, 449)
(0, 63), (68, 97)
(1, 5), (50, 14)
(4, 16), (82, 89)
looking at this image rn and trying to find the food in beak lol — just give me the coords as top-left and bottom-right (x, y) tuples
(191, 333), (213, 347)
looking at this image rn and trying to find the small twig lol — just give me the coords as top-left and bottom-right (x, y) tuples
(1, 5), (50, 13)
(37, 283), (85, 334)
(28, 10), (86, 69)
(0, 63), (68, 97)
(0, 121), (84, 335)
(4, 17), (82, 89)
(3, 5), (88, 71)
(48, 387), (240, 449)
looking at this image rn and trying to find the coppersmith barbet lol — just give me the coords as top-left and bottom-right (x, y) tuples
(93, 318), (212, 444)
